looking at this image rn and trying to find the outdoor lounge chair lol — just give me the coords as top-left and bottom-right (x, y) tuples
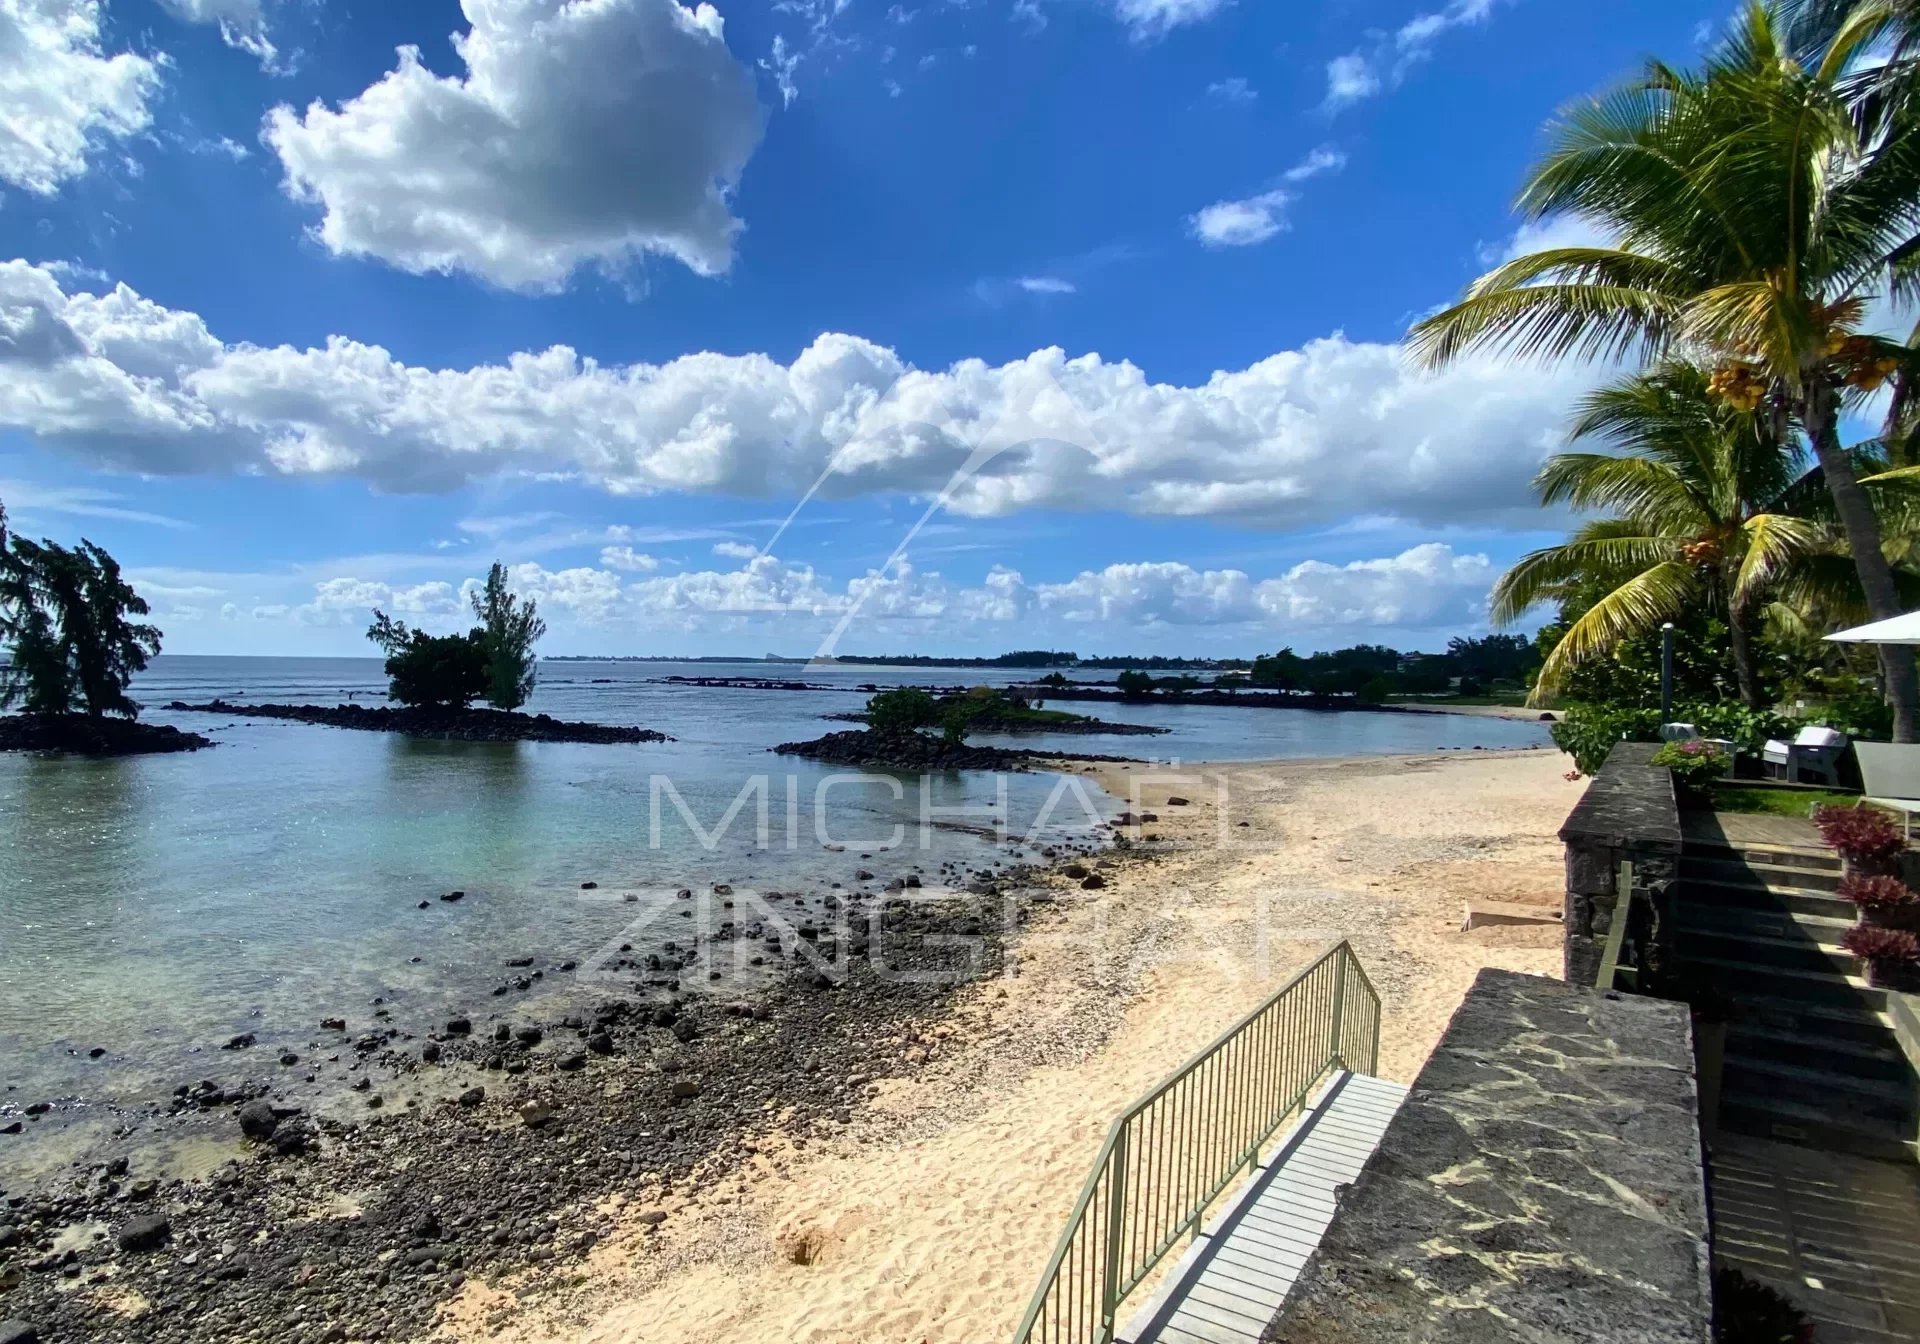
(1762, 725), (1849, 787)
(1854, 741), (1920, 838)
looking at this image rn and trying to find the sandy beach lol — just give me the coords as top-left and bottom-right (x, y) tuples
(440, 745), (1578, 1344)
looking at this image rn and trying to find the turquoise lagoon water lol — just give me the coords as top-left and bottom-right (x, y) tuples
(0, 657), (1549, 1164)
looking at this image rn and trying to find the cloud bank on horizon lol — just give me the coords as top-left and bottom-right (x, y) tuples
(0, 0), (1729, 656)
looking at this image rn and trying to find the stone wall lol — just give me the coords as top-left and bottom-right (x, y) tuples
(1263, 969), (1711, 1344)
(1559, 740), (1681, 986)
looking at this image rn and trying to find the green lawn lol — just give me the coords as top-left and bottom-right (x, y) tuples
(1710, 786), (1856, 818)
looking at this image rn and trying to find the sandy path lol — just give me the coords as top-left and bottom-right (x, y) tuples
(439, 748), (1579, 1344)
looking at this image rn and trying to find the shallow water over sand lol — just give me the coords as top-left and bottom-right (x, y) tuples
(0, 656), (1549, 1173)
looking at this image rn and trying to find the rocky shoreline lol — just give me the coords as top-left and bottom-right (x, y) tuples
(773, 726), (1146, 771)
(821, 711), (1170, 737)
(0, 715), (214, 757)
(164, 701), (671, 745)
(0, 832), (1128, 1344)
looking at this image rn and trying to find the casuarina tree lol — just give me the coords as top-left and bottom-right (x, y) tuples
(0, 500), (163, 718)
(471, 563), (546, 711)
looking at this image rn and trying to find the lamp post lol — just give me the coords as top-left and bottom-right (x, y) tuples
(1660, 623), (1675, 723)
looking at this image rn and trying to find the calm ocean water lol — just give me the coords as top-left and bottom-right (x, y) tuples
(0, 656), (1548, 1167)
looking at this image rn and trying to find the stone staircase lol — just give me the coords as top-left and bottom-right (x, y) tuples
(1676, 838), (1920, 1163)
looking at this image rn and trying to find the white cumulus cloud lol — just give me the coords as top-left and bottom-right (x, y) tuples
(1189, 190), (1291, 247)
(1205, 76), (1256, 106)
(0, 257), (1598, 531)
(599, 544), (661, 571)
(0, 0), (162, 195)
(160, 0), (277, 66)
(267, 544), (1498, 647)
(1190, 149), (1344, 250)
(1323, 53), (1380, 107)
(1324, 0), (1504, 111)
(263, 0), (764, 293)
(1111, 0), (1230, 40)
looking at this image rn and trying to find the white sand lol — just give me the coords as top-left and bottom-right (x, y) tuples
(439, 747), (1579, 1344)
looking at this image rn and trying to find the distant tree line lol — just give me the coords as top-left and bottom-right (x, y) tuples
(365, 563), (547, 710)
(1076, 636), (1537, 704)
(833, 650), (1082, 668)
(1242, 636), (1538, 701)
(0, 497), (162, 719)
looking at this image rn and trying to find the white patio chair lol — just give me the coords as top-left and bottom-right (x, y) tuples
(1853, 741), (1920, 838)
(1762, 725), (1849, 787)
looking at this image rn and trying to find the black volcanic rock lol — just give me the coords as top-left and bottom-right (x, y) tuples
(165, 700), (670, 744)
(772, 727), (1140, 772)
(0, 714), (212, 757)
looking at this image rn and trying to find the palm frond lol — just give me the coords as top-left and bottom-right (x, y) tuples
(1489, 532), (1680, 626)
(1407, 284), (1678, 369)
(1531, 561), (1700, 695)
(1734, 511), (1827, 598)
(1534, 452), (1710, 522)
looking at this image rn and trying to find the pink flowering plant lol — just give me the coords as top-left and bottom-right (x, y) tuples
(1650, 738), (1728, 798)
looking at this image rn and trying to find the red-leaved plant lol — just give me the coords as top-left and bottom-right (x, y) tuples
(1836, 874), (1920, 930)
(1813, 804), (1908, 869)
(1841, 924), (1920, 991)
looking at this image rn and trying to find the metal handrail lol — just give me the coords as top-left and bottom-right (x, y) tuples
(1594, 860), (1635, 990)
(1008, 941), (1382, 1344)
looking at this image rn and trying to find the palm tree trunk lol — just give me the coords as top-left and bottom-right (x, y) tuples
(1726, 591), (1763, 709)
(1806, 380), (1920, 741)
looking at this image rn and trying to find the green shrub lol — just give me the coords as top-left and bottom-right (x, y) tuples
(1681, 703), (1792, 755)
(1549, 705), (1664, 774)
(1115, 670), (1155, 698)
(867, 686), (939, 732)
(383, 631), (489, 709)
(940, 708), (972, 747)
(1803, 691), (1894, 742)
(1551, 700), (1796, 776)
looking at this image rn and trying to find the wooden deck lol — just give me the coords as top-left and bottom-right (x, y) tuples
(1710, 1133), (1920, 1343)
(1115, 1071), (1408, 1344)
(1683, 807), (1825, 855)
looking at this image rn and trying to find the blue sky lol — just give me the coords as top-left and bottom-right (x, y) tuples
(0, 0), (1772, 658)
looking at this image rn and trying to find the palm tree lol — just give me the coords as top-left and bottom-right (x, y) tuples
(1494, 364), (1820, 706)
(1785, 0), (1920, 75)
(1410, 2), (1920, 737)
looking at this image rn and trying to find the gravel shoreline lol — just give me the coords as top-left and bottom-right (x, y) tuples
(0, 799), (1128, 1343)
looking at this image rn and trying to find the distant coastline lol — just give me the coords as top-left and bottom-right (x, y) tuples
(542, 653), (1242, 669)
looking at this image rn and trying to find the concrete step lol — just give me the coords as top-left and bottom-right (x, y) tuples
(1721, 1057), (1918, 1124)
(1679, 877), (1855, 922)
(1678, 903), (1855, 942)
(1680, 927), (1861, 978)
(1691, 955), (1887, 1012)
(1725, 1022), (1912, 1084)
(1681, 852), (1841, 893)
(1683, 837), (1840, 868)
(1724, 996), (1904, 1049)
(1718, 1091), (1920, 1164)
